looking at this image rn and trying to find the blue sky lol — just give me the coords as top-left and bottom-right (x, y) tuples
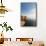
(21, 3), (37, 16)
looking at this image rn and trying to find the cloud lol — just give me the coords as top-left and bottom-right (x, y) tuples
(22, 8), (36, 20)
(27, 8), (36, 20)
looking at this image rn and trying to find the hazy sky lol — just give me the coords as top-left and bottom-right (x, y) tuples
(21, 3), (37, 16)
(21, 3), (37, 20)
